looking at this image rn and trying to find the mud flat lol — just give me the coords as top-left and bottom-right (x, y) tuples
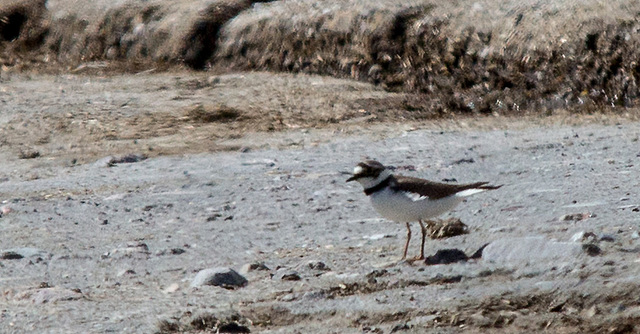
(1, 72), (640, 333)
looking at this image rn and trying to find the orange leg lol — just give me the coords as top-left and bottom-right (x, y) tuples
(402, 222), (411, 260)
(418, 220), (427, 260)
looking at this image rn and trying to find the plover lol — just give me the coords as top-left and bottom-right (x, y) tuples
(347, 160), (501, 260)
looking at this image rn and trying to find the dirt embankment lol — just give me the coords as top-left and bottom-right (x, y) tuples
(1, 0), (269, 71)
(2, 0), (640, 114)
(216, 0), (640, 113)
(0, 0), (47, 62)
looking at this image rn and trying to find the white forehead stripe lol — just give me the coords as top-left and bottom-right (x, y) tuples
(353, 166), (364, 175)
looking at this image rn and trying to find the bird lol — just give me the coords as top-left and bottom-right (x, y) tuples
(347, 159), (501, 261)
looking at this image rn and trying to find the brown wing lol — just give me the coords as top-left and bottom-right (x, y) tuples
(391, 175), (498, 200)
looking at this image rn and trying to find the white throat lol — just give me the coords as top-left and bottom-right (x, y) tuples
(356, 169), (392, 190)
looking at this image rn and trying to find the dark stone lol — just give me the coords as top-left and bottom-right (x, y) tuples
(469, 243), (489, 259)
(218, 322), (251, 333)
(170, 248), (186, 255)
(425, 249), (468, 265)
(582, 243), (601, 256)
(1, 251), (24, 260)
(273, 269), (301, 281)
(191, 268), (248, 288)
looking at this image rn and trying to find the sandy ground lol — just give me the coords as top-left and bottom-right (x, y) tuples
(2, 72), (640, 333)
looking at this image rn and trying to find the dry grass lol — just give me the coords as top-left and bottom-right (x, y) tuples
(2, 0), (640, 115)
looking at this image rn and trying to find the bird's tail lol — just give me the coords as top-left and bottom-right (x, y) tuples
(456, 182), (502, 197)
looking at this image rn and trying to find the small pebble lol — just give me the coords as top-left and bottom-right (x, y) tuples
(170, 248), (186, 255)
(307, 260), (330, 271)
(163, 283), (180, 294)
(117, 269), (136, 277)
(273, 269), (301, 281)
(560, 212), (593, 221)
(599, 234), (616, 242)
(239, 262), (270, 274)
(582, 244), (601, 256)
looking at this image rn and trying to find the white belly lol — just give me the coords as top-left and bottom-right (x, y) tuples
(369, 187), (463, 222)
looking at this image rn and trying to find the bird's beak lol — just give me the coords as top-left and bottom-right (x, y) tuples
(346, 175), (357, 182)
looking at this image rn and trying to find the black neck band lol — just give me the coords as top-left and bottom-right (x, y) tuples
(364, 176), (391, 196)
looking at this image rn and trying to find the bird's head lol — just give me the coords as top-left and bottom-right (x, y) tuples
(346, 160), (391, 188)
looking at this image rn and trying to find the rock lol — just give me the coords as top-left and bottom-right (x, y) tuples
(171, 248), (186, 255)
(301, 291), (325, 300)
(273, 269), (301, 281)
(94, 154), (147, 167)
(429, 273), (463, 284)
(239, 262), (270, 274)
(482, 237), (583, 265)
(363, 234), (392, 240)
(582, 243), (601, 256)
(449, 158), (475, 165)
(548, 298), (567, 312)
(191, 268), (248, 288)
(599, 234), (616, 242)
(1, 247), (50, 260)
(559, 212), (593, 221)
(18, 149), (40, 159)
(425, 249), (468, 265)
(163, 283), (180, 294)
(581, 305), (598, 318)
(1, 251), (23, 260)
(366, 269), (388, 279)
(207, 213), (222, 221)
(570, 231), (597, 243)
(241, 159), (276, 167)
(570, 231), (584, 242)
(106, 243), (150, 258)
(278, 293), (297, 302)
(111, 154), (148, 165)
(207, 76), (221, 85)
(94, 156), (116, 168)
(307, 260), (330, 271)
(156, 247), (187, 256)
(1, 206), (12, 215)
(469, 312), (492, 327)
(390, 323), (411, 332)
(117, 269), (136, 277)
(16, 287), (83, 304)
(184, 311), (251, 333)
(218, 322), (250, 333)
(469, 243), (489, 259)
(362, 326), (384, 334)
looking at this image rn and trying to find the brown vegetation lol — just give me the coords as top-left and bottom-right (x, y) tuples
(2, 0), (640, 113)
